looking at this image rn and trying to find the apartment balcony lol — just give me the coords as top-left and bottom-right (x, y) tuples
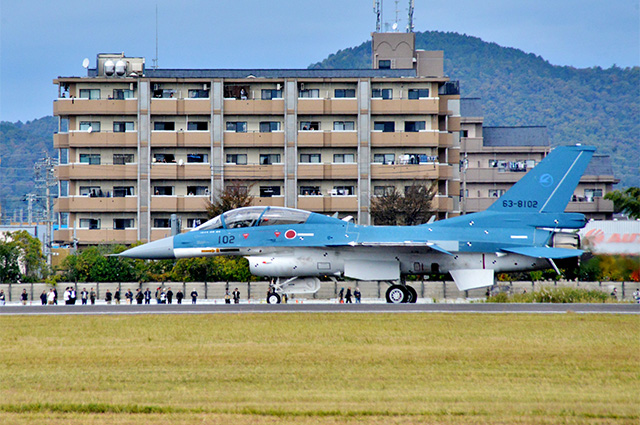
(57, 164), (138, 180)
(223, 99), (285, 115)
(53, 98), (137, 115)
(251, 197), (285, 207)
(297, 163), (358, 179)
(54, 228), (138, 245)
(297, 98), (357, 115)
(297, 196), (358, 212)
(371, 131), (440, 147)
(448, 116), (461, 132)
(567, 198), (615, 214)
(150, 98), (211, 115)
(371, 98), (438, 115)
(150, 164), (211, 180)
(370, 163), (440, 180)
(224, 131), (284, 147)
(55, 196), (138, 213)
(151, 131), (211, 147)
(224, 164), (285, 179)
(54, 131), (138, 148)
(150, 196), (210, 212)
(462, 197), (495, 213)
(466, 168), (530, 183)
(297, 131), (358, 147)
(433, 196), (454, 212)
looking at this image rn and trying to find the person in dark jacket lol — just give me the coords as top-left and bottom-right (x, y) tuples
(345, 287), (353, 303)
(354, 287), (361, 303)
(144, 288), (151, 304)
(40, 290), (47, 305)
(21, 289), (29, 305)
(232, 288), (240, 304)
(105, 290), (112, 304)
(135, 288), (144, 304)
(166, 288), (174, 304)
(176, 290), (183, 304)
(114, 289), (121, 304)
(190, 290), (198, 304)
(338, 287), (344, 303)
(90, 288), (96, 305)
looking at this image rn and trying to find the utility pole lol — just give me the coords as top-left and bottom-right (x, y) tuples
(34, 155), (58, 266)
(24, 193), (37, 225)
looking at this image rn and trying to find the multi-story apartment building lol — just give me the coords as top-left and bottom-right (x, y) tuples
(53, 32), (462, 246)
(460, 98), (617, 220)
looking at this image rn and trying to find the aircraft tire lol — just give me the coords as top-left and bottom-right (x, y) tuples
(385, 285), (407, 304)
(405, 285), (418, 303)
(267, 293), (281, 304)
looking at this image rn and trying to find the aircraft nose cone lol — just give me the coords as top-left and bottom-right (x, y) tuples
(118, 236), (175, 259)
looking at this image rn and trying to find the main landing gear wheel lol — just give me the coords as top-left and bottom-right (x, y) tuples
(267, 293), (281, 304)
(386, 285), (408, 304)
(405, 285), (418, 303)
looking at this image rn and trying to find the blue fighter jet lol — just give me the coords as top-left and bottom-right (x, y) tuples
(120, 145), (595, 303)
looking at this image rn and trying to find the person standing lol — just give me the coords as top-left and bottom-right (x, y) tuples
(338, 287), (344, 304)
(63, 287), (71, 305)
(70, 287), (77, 305)
(232, 288), (240, 304)
(135, 288), (144, 304)
(633, 288), (640, 304)
(0, 289), (5, 306)
(190, 289), (198, 304)
(166, 287), (173, 304)
(53, 287), (58, 305)
(224, 289), (231, 304)
(89, 287), (96, 305)
(114, 289), (121, 304)
(345, 287), (353, 304)
(160, 289), (167, 304)
(105, 289), (112, 304)
(21, 289), (29, 305)
(176, 290), (183, 304)
(354, 287), (361, 303)
(40, 290), (47, 305)
(81, 288), (89, 305)
(144, 288), (152, 304)
(125, 289), (133, 304)
(47, 289), (56, 305)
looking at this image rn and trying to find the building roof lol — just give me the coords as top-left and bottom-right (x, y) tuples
(460, 98), (484, 117)
(483, 126), (549, 147)
(116, 68), (417, 79)
(584, 154), (614, 176)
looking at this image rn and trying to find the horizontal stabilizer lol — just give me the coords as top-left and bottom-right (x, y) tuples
(502, 247), (583, 259)
(450, 269), (494, 291)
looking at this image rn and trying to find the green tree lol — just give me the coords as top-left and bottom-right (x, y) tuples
(605, 187), (640, 219)
(12, 230), (47, 282)
(0, 239), (21, 283)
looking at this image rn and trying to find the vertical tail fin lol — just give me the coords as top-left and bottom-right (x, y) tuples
(487, 145), (595, 214)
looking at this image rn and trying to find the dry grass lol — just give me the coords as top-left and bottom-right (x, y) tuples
(0, 313), (638, 424)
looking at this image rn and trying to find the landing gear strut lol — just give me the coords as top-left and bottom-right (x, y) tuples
(385, 284), (418, 304)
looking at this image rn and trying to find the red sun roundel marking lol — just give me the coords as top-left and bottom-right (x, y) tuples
(285, 230), (297, 239)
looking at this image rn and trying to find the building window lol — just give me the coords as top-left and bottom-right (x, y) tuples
(59, 212), (69, 226)
(259, 122), (281, 132)
(261, 89), (282, 100)
(153, 153), (175, 163)
(153, 186), (174, 196)
(79, 121), (101, 132)
(187, 218), (203, 228)
(153, 88), (175, 98)
(113, 154), (134, 165)
(300, 186), (321, 195)
(224, 85), (250, 99)
(79, 219), (100, 229)
(113, 219), (134, 230)
(333, 121), (355, 131)
(187, 186), (208, 196)
(79, 186), (102, 197)
(113, 186), (134, 197)
(333, 153), (355, 163)
(299, 89), (319, 98)
(187, 153), (208, 163)
(374, 186), (395, 196)
(300, 121), (320, 131)
(585, 189), (603, 200)
(113, 121), (134, 132)
(79, 153), (101, 165)
(332, 186), (354, 196)
(373, 153), (395, 164)
(404, 121), (426, 132)
(153, 121), (175, 131)
(226, 121), (247, 132)
(226, 154), (247, 165)
(187, 121), (208, 131)
(334, 89), (356, 98)
(488, 189), (506, 198)
(300, 153), (321, 163)
(460, 130), (469, 138)
(408, 88), (430, 99)
(373, 121), (395, 132)
(372, 88), (392, 99)
(259, 154), (281, 165)
(113, 89), (134, 99)
(188, 89), (209, 98)
(79, 89), (100, 99)
(378, 60), (391, 69)
(260, 186), (281, 197)
(59, 180), (69, 197)
(59, 148), (69, 165)
(153, 218), (171, 228)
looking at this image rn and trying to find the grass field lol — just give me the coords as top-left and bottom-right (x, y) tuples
(0, 313), (638, 424)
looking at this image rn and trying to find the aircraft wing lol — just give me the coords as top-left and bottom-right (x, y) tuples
(501, 246), (584, 259)
(345, 241), (453, 255)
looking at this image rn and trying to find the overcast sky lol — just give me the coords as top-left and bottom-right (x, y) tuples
(1, 0), (638, 122)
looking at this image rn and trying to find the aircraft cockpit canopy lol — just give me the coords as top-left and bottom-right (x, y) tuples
(193, 207), (311, 231)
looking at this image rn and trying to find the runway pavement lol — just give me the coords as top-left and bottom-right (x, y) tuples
(0, 302), (638, 315)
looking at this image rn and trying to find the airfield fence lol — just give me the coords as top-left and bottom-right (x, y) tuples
(1, 280), (638, 304)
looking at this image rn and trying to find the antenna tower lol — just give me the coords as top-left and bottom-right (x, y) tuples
(153, 4), (159, 69)
(34, 154), (58, 266)
(373, 0), (382, 32)
(407, 0), (414, 32)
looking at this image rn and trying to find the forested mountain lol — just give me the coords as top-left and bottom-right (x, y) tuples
(311, 31), (639, 188)
(0, 117), (58, 222)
